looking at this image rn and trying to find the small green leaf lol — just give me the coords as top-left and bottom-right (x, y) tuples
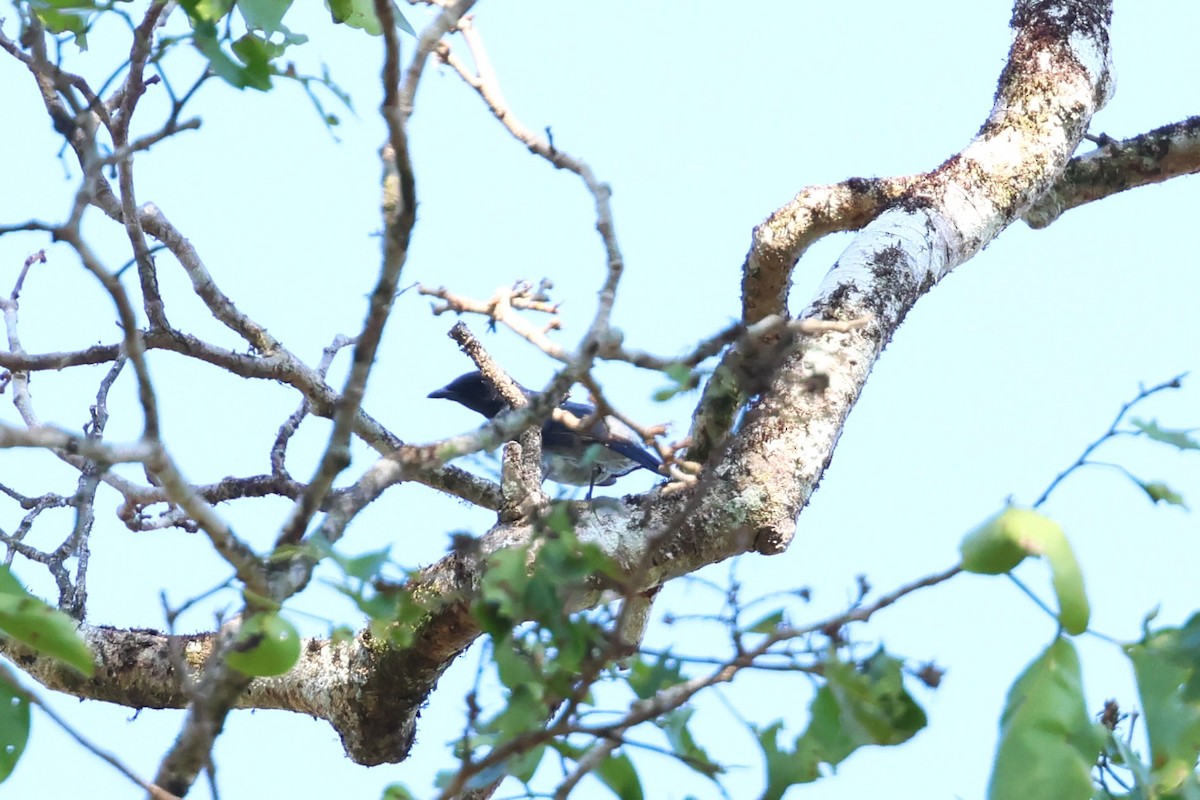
(1138, 480), (1188, 509)
(658, 708), (722, 779)
(29, 0), (100, 8)
(230, 32), (281, 90)
(654, 363), (701, 401)
(0, 676), (30, 784)
(756, 649), (927, 797)
(238, 0), (293, 33)
(327, 0), (377, 33)
(326, 0), (413, 36)
(1131, 418), (1200, 451)
(960, 508), (1089, 635)
(593, 750), (643, 800)
(743, 609), (785, 635)
(987, 637), (1104, 800)
(337, 546), (392, 582)
(506, 742), (545, 784)
(1040, 530), (1089, 636)
(626, 652), (686, 700)
(755, 721), (817, 799)
(0, 568), (28, 598)
(1126, 617), (1200, 789)
(193, 29), (252, 88)
(179, 0), (234, 24)
(27, 4), (90, 47)
(959, 509), (1031, 574)
(380, 783), (415, 800)
(0, 593), (94, 676)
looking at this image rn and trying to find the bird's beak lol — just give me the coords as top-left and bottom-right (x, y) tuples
(428, 387), (449, 399)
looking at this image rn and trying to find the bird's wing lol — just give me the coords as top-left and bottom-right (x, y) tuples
(553, 401), (661, 473)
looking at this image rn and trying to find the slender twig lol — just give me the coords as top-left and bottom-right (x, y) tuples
(276, 0), (420, 548)
(1032, 373), (1187, 508)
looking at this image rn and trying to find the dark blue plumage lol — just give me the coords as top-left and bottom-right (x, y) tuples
(428, 371), (661, 487)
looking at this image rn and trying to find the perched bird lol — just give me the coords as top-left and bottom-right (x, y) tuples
(428, 371), (662, 488)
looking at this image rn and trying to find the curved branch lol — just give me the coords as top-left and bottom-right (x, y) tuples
(1025, 116), (1200, 227)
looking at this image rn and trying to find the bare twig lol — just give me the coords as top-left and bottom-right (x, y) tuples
(436, 17), (626, 359)
(1032, 373), (1187, 508)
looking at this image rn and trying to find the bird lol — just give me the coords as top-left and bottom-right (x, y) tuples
(428, 371), (662, 488)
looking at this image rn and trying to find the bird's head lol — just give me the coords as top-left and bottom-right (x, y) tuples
(428, 371), (512, 418)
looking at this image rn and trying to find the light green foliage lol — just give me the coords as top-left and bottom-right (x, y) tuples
(0, 567), (90, 783)
(1138, 480), (1189, 509)
(593, 751), (644, 800)
(326, 0), (414, 37)
(960, 507), (1090, 635)
(225, 612), (301, 677)
(25, 0), (91, 46)
(238, 0), (294, 33)
(626, 652), (688, 699)
(654, 363), (703, 402)
(0, 677), (30, 784)
(0, 567), (93, 677)
(1119, 417), (1196, 509)
(1131, 418), (1200, 452)
(755, 649), (927, 799)
(658, 708), (722, 779)
(306, 534), (429, 648)
(379, 783), (416, 800)
(27, 0), (408, 96)
(988, 637), (1104, 800)
(472, 511), (613, 740)
(1118, 614), (1200, 798)
(742, 609), (786, 635)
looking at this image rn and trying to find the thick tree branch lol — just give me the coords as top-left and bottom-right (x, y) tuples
(689, 0), (1115, 464)
(1025, 116), (1200, 227)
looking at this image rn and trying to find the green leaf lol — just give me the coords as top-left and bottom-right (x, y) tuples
(1131, 418), (1200, 451)
(492, 640), (542, 696)
(230, 32), (281, 90)
(506, 742), (545, 784)
(743, 609), (785, 635)
(1138, 480), (1188, 509)
(238, 0), (293, 33)
(987, 637), (1104, 800)
(756, 649), (927, 797)
(193, 28), (253, 89)
(755, 721), (818, 800)
(1039, 526), (1090, 637)
(27, 4), (90, 47)
(380, 783), (416, 800)
(179, 0), (234, 24)
(593, 750), (643, 800)
(336, 546), (392, 582)
(816, 650), (926, 747)
(326, 0), (414, 36)
(658, 708), (722, 779)
(0, 676), (30, 784)
(29, 0), (100, 8)
(0, 593), (94, 676)
(0, 568), (27, 598)
(627, 652), (686, 700)
(959, 508), (1090, 635)
(654, 363), (701, 401)
(1126, 617), (1200, 793)
(959, 509), (1031, 574)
